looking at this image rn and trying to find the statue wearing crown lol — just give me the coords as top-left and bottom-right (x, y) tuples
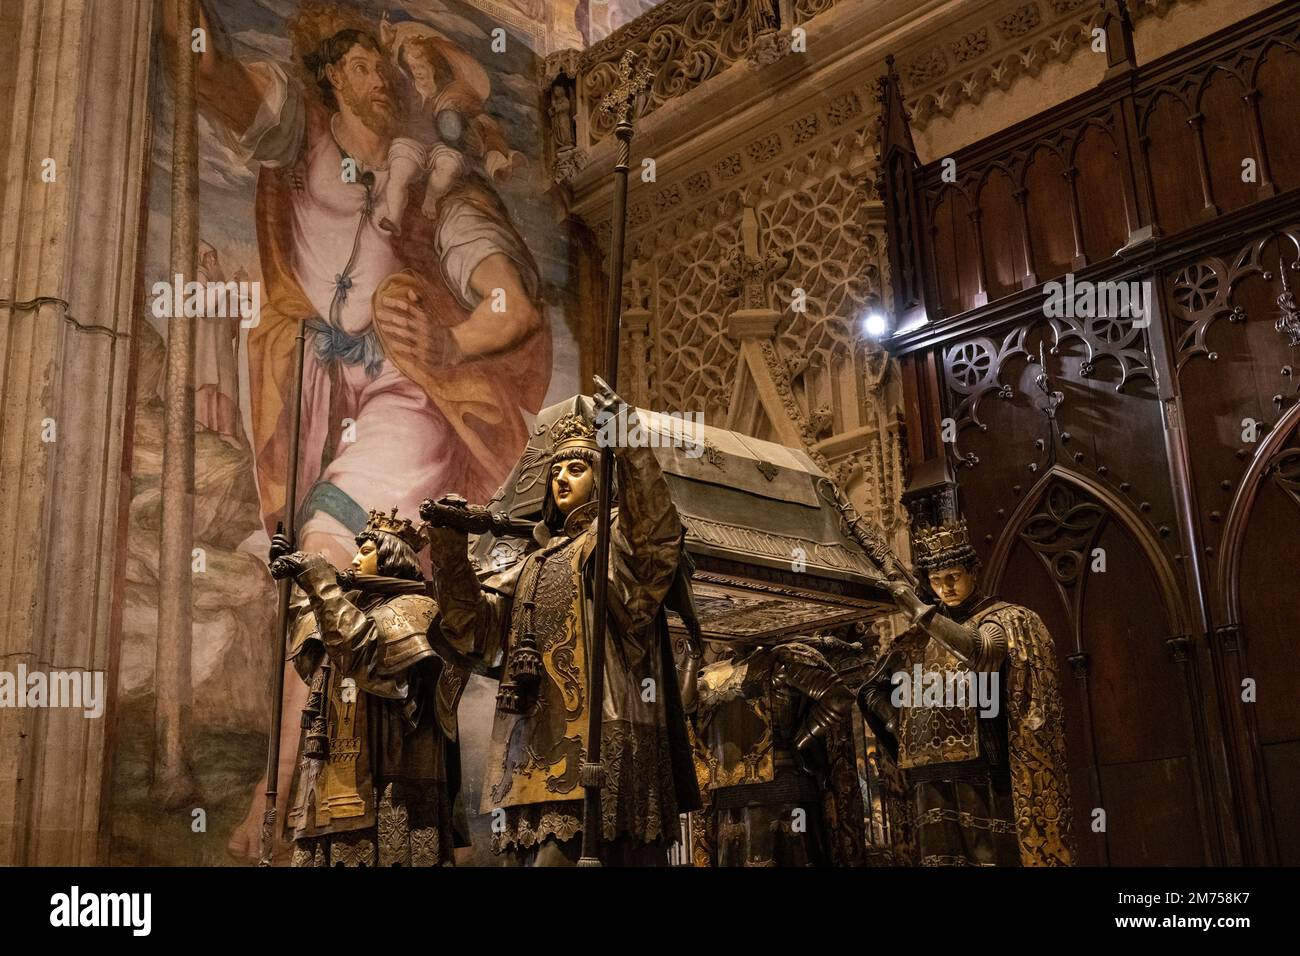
(421, 383), (701, 866)
(861, 518), (1075, 866)
(268, 509), (469, 866)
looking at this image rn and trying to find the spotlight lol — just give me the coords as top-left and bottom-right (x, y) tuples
(863, 312), (887, 338)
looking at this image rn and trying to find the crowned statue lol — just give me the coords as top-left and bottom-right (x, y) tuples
(421, 383), (701, 866)
(268, 508), (469, 866)
(861, 518), (1075, 866)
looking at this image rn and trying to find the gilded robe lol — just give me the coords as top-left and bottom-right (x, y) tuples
(283, 556), (468, 866)
(864, 597), (1074, 866)
(430, 441), (701, 862)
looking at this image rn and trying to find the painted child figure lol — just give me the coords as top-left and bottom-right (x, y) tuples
(378, 136), (465, 235)
(381, 15), (522, 208)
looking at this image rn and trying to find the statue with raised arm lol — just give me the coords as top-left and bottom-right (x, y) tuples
(269, 508), (468, 866)
(861, 519), (1074, 866)
(422, 383), (701, 866)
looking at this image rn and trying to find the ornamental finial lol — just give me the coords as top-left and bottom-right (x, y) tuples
(598, 51), (652, 127)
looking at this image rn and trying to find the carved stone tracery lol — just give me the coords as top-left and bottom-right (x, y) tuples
(607, 111), (904, 539)
(580, 0), (809, 143)
(556, 0), (1223, 547)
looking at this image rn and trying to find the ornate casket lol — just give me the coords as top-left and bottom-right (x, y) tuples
(468, 395), (893, 641)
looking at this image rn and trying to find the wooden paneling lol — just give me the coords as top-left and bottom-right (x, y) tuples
(1200, 69), (1261, 216)
(1074, 125), (1129, 263)
(1261, 742), (1300, 864)
(1238, 476), (1300, 747)
(1256, 44), (1300, 194)
(1100, 758), (1204, 866)
(1024, 147), (1077, 283)
(977, 167), (1024, 300)
(884, 1), (1300, 864)
(931, 189), (982, 316)
(1144, 93), (1204, 235)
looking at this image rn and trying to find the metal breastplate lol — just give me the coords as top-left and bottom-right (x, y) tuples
(697, 651), (810, 789)
(897, 640), (982, 768)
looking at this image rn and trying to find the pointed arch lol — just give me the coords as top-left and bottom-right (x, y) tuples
(723, 335), (805, 448)
(985, 464), (1191, 638)
(1217, 401), (1300, 627)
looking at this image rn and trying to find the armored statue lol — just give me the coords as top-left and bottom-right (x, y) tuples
(269, 508), (468, 866)
(862, 519), (1074, 866)
(422, 384), (700, 866)
(691, 637), (864, 867)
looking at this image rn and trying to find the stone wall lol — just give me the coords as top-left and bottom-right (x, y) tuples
(0, 0), (155, 865)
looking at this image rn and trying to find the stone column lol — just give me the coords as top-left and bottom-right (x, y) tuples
(622, 307), (651, 408)
(0, 0), (156, 864)
(153, 0), (199, 809)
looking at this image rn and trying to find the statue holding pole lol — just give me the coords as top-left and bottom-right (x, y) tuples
(422, 377), (701, 866)
(266, 508), (469, 866)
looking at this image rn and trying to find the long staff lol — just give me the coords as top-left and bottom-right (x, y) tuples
(258, 323), (307, 866)
(578, 53), (652, 867)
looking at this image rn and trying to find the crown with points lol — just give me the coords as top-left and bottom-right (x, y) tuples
(361, 507), (426, 552)
(912, 519), (979, 573)
(550, 413), (600, 458)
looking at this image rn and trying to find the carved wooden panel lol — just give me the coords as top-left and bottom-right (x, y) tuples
(991, 493), (1203, 866)
(977, 166), (1023, 301)
(910, 8), (1300, 322)
(1169, 226), (1300, 619)
(1200, 69), (1260, 217)
(1074, 124), (1128, 263)
(1256, 42), (1300, 194)
(1236, 425), (1300, 863)
(1024, 145), (1077, 281)
(889, 1), (1300, 866)
(1135, 11), (1300, 232)
(930, 187), (982, 316)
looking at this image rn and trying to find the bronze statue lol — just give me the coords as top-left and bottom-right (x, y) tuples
(690, 637), (864, 867)
(268, 509), (468, 866)
(422, 383), (700, 866)
(862, 519), (1074, 866)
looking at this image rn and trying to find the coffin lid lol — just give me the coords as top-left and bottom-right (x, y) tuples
(467, 395), (892, 641)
